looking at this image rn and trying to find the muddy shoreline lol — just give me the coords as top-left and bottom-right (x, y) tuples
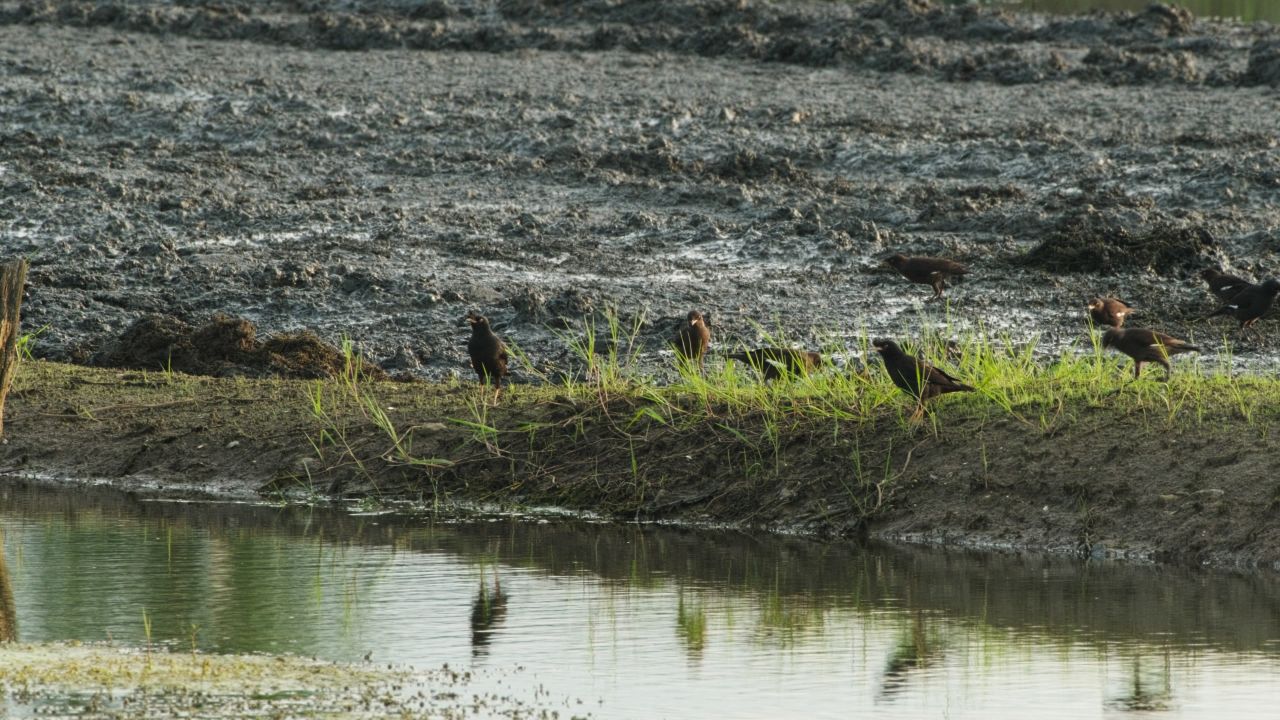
(4, 361), (1279, 572)
(3, 0), (1280, 382)
(4, 1), (1280, 571)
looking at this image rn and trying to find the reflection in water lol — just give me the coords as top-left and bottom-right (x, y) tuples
(5, 483), (1280, 719)
(469, 568), (508, 658)
(1107, 654), (1174, 712)
(878, 611), (945, 702)
(0, 531), (15, 642)
(676, 589), (707, 659)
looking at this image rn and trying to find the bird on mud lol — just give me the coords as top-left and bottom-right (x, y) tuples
(1101, 328), (1199, 381)
(1087, 297), (1136, 328)
(727, 347), (825, 382)
(872, 338), (974, 419)
(466, 312), (509, 398)
(1206, 279), (1280, 338)
(1200, 268), (1255, 303)
(672, 310), (711, 371)
(883, 253), (969, 302)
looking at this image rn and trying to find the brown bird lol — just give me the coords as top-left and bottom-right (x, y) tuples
(728, 348), (824, 381)
(466, 312), (509, 390)
(672, 310), (711, 370)
(1101, 328), (1199, 381)
(884, 254), (969, 301)
(1207, 279), (1280, 337)
(872, 338), (974, 418)
(1200, 268), (1254, 303)
(1087, 297), (1135, 328)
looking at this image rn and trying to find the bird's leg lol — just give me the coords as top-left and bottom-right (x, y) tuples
(1132, 361), (1143, 380)
(1159, 360), (1172, 383)
(909, 402), (926, 424)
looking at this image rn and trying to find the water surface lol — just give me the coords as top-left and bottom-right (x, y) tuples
(4, 483), (1280, 718)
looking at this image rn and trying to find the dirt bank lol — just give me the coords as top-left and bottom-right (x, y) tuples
(2, 0), (1280, 383)
(4, 361), (1279, 571)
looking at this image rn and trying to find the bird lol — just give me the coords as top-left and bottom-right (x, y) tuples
(872, 338), (973, 418)
(1207, 279), (1280, 337)
(672, 310), (711, 370)
(1200, 268), (1254, 303)
(727, 348), (824, 381)
(1101, 328), (1199, 381)
(466, 312), (509, 392)
(883, 254), (969, 301)
(1087, 297), (1135, 328)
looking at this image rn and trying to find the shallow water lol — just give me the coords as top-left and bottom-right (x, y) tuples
(972, 0), (1280, 22)
(4, 483), (1280, 719)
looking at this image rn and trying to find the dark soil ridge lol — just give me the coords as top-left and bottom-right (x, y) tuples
(4, 361), (1279, 572)
(5, 0), (1280, 87)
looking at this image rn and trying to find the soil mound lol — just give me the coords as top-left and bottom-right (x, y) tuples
(1020, 212), (1217, 274)
(94, 314), (387, 380)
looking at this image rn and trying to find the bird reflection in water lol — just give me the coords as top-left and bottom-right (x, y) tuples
(877, 610), (944, 702)
(470, 567), (508, 658)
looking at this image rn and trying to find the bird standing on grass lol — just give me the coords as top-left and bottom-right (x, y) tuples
(1088, 297), (1135, 328)
(466, 312), (508, 398)
(883, 254), (969, 302)
(672, 310), (711, 371)
(1200, 268), (1254, 303)
(1206, 279), (1280, 338)
(727, 348), (824, 381)
(872, 338), (974, 419)
(1101, 328), (1199, 381)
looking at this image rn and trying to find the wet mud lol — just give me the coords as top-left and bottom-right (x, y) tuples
(2, 0), (1280, 378)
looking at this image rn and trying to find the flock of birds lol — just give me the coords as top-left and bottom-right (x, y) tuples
(464, 254), (1280, 415)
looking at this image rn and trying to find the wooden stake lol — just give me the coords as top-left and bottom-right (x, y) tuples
(0, 259), (28, 437)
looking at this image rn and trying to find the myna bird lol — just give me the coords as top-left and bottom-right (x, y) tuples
(872, 338), (974, 418)
(884, 254), (969, 302)
(1101, 328), (1199, 381)
(1087, 297), (1135, 328)
(728, 348), (824, 381)
(672, 310), (710, 370)
(1207, 279), (1280, 337)
(1200, 268), (1254, 303)
(466, 312), (509, 392)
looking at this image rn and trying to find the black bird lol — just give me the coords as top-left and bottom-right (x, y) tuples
(1087, 297), (1135, 328)
(672, 310), (711, 370)
(1200, 268), (1254, 303)
(1207, 279), (1280, 337)
(466, 312), (508, 389)
(884, 254), (969, 302)
(872, 338), (974, 418)
(1101, 328), (1199, 381)
(728, 348), (824, 381)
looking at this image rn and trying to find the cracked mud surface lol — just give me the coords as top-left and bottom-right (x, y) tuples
(2, 0), (1280, 380)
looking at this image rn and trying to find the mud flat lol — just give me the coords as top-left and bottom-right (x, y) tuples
(3, 360), (1279, 571)
(2, 0), (1280, 381)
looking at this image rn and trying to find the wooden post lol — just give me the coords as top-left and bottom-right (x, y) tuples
(0, 259), (28, 438)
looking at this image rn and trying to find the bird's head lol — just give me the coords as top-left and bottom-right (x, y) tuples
(1101, 328), (1122, 348)
(883, 254), (906, 269)
(466, 313), (489, 329)
(1199, 268), (1221, 281)
(1087, 298), (1104, 312)
(686, 310), (704, 327)
(1263, 279), (1280, 295)
(871, 338), (897, 354)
